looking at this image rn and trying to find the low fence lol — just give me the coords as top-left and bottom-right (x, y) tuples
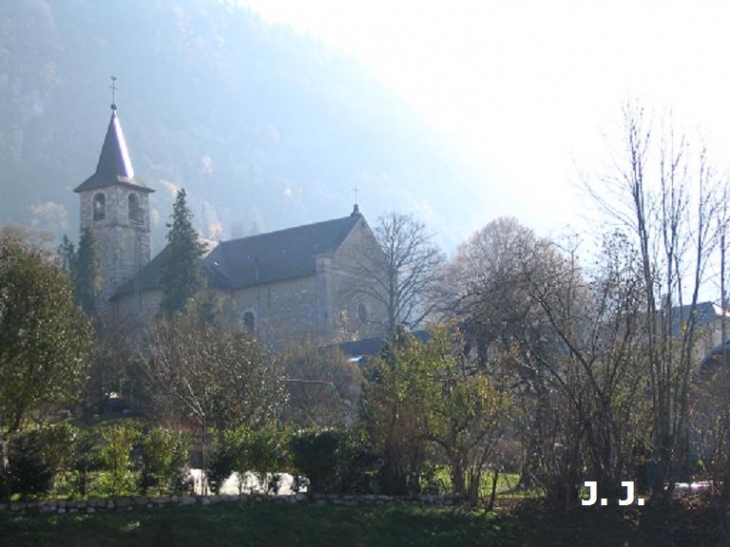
(0, 492), (460, 516)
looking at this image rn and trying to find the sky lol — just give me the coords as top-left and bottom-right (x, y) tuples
(238, 0), (730, 240)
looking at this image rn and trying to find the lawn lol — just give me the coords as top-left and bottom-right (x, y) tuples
(2, 496), (729, 547)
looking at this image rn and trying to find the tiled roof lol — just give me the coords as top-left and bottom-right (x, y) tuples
(205, 214), (362, 289)
(114, 212), (364, 298)
(333, 330), (431, 363)
(671, 301), (730, 336)
(74, 108), (153, 194)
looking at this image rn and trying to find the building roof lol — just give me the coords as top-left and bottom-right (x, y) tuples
(74, 107), (154, 194)
(333, 330), (431, 364)
(671, 301), (730, 337)
(114, 211), (365, 298)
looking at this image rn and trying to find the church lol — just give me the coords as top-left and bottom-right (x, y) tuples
(74, 104), (387, 345)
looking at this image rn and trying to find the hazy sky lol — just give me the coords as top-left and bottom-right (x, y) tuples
(239, 0), (730, 238)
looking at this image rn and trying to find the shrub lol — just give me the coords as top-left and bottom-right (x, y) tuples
(206, 434), (235, 495)
(289, 428), (367, 496)
(138, 428), (190, 496)
(240, 424), (290, 494)
(4, 430), (54, 499)
(70, 430), (103, 498)
(99, 424), (139, 497)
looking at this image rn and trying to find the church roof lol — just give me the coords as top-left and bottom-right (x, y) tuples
(74, 107), (154, 194)
(207, 214), (362, 289)
(113, 212), (365, 298)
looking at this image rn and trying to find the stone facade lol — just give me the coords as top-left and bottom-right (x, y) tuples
(74, 107), (154, 306)
(79, 184), (151, 304)
(223, 216), (387, 345)
(113, 212), (388, 346)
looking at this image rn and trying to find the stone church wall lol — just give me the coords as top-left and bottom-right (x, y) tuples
(328, 218), (388, 340)
(231, 275), (322, 344)
(114, 287), (162, 322)
(109, 214), (387, 347)
(80, 185), (151, 304)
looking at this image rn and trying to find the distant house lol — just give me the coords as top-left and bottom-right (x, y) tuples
(76, 105), (386, 345)
(335, 330), (431, 365)
(672, 302), (730, 361)
(670, 301), (730, 370)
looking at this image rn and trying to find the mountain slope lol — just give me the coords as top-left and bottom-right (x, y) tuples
(0, 0), (486, 252)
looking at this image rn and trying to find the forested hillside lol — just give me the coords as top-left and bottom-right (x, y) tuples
(0, 0), (482, 251)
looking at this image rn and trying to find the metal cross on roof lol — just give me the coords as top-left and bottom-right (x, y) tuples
(110, 76), (118, 110)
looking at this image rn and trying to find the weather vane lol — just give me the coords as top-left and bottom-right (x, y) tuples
(353, 184), (360, 206)
(110, 76), (118, 110)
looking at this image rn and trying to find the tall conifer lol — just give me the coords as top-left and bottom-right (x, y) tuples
(159, 189), (205, 316)
(75, 228), (101, 314)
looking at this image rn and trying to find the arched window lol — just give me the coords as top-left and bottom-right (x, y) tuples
(93, 193), (105, 220)
(243, 310), (256, 332)
(128, 193), (140, 222)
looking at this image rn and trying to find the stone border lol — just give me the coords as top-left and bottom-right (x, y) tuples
(0, 493), (459, 516)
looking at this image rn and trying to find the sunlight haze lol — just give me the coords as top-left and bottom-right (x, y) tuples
(240, 0), (730, 238)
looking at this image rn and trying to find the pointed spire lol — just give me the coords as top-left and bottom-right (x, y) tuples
(95, 107), (135, 181)
(74, 97), (153, 193)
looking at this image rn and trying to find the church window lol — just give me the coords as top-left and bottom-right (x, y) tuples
(128, 193), (140, 222)
(243, 310), (256, 332)
(358, 303), (368, 323)
(93, 193), (105, 220)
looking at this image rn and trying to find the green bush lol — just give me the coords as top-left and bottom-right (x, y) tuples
(138, 428), (190, 496)
(3, 430), (54, 499)
(70, 429), (103, 498)
(99, 424), (139, 497)
(206, 434), (235, 495)
(241, 424), (290, 494)
(290, 428), (367, 496)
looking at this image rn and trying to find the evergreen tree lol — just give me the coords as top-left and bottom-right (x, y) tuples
(159, 189), (206, 316)
(75, 228), (101, 315)
(56, 230), (101, 315)
(57, 235), (76, 274)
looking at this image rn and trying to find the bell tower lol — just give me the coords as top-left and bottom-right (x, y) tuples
(74, 93), (154, 305)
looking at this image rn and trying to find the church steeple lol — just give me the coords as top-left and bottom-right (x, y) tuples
(74, 106), (152, 194)
(74, 93), (154, 306)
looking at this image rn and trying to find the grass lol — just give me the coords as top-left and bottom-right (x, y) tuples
(2, 496), (730, 547)
(0, 502), (510, 547)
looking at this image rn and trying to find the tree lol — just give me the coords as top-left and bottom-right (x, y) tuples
(348, 212), (445, 334)
(74, 228), (102, 315)
(361, 327), (440, 495)
(0, 230), (91, 471)
(81, 311), (136, 421)
(137, 300), (285, 436)
(137, 302), (285, 494)
(279, 343), (362, 429)
(421, 327), (510, 506)
(584, 102), (724, 498)
(520, 231), (653, 501)
(57, 228), (102, 315)
(442, 217), (558, 366)
(159, 189), (206, 316)
(442, 217), (573, 493)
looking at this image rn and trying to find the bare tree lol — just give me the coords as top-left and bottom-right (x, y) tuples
(584, 101), (724, 498)
(441, 217), (583, 497)
(347, 212), (445, 334)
